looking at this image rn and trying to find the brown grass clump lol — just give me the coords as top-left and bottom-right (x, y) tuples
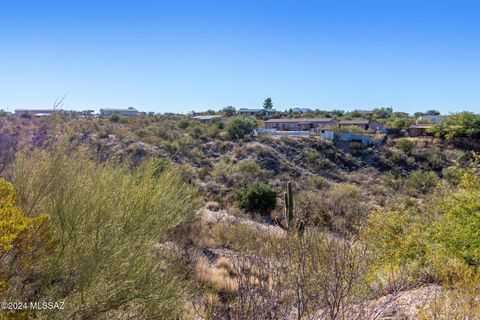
(216, 257), (234, 272)
(205, 201), (221, 211)
(195, 258), (238, 294)
(203, 293), (220, 307)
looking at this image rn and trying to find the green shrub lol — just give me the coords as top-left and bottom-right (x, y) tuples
(327, 183), (366, 233)
(428, 112), (480, 139)
(364, 165), (480, 284)
(406, 156), (416, 167)
(388, 149), (404, 164)
(110, 112), (120, 122)
(135, 128), (149, 138)
(426, 149), (443, 169)
(10, 145), (201, 319)
(235, 160), (264, 185)
(442, 165), (466, 186)
(434, 174), (480, 266)
(392, 118), (412, 129)
(211, 160), (235, 184)
(188, 124), (205, 139)
(225, 116), (256, 140)
(406, 170), (439, 194)
(302, 149), (318, 163)
(396, 139), (414, 153)
(319, 158), (332, 168)
(178, 119), (190, 129)
(235, 182), (277, 216)
(362, 207), (428, 275)
(382, 171), (404, 191)
(308, 176), (327, 189)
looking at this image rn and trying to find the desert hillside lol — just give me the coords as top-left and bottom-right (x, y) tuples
(1, 113), (479, 319)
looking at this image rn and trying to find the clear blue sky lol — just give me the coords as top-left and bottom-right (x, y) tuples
(1, 0), (479, 114)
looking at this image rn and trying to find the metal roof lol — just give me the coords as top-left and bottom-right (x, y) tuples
(339, 120), (369, 125)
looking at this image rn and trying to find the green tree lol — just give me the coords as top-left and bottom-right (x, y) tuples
(222, 106), (236, 116)
(435, 171), (480, 266)
(428, 112), (480, 139)
(263, 97), (273, 109)
(235, 182), (277, 216)
(426, 109), (441, 115)
(392, 117), (412, 129)
(373, 107), (393, 119)
(331, 109), (345, 117)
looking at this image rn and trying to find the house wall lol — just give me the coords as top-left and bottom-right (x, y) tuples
(265, 122), (300, 130)
(312, 119), (338, 128)
(266, 119), (338, 131)
(408, 128), (427, 137)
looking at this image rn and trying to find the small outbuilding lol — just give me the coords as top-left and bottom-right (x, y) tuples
(408, 124), (432, 137)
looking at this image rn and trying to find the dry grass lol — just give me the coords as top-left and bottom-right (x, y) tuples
(195, 257), (238, 294)
(216, 256), (233, 272)
(205, 201), (221, 211)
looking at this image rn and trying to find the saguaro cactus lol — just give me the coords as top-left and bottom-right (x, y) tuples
(276, 181), (304, 235)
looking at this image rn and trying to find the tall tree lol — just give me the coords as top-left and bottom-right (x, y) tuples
(263, 97), (273, 109)
(426, 109), (441, 115)
(222, 106), (236, 116)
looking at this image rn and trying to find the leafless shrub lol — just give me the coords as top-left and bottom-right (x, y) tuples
(194, 229), (408, 320)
